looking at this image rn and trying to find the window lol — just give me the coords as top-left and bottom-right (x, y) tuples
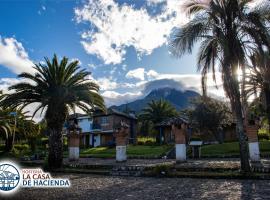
(101, 117), (109, 125)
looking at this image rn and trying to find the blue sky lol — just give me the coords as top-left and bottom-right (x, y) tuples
(0, 0), (222, 108)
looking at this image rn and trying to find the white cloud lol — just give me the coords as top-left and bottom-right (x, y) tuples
(102, 90), (142, 106)
(87, 63), (96, 70)
(146, 69), (159, 79)
(97, 77), (118, 90)
(0, 78), (23, 93)
(147, 0), (166, 4)
(0, 78), (43, 122)
(0, 37), (35, 74)
(101, 68), (227, 106)
(122, 64), (127, 71)
(75, 0), (187, 64)
(126, 68), (145, 80)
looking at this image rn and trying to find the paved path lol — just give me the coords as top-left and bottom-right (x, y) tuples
(4, 174), (270, 200)
(64, 158), (270, 169)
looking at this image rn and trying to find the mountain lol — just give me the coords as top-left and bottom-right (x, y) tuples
(110, 87), (200, 113)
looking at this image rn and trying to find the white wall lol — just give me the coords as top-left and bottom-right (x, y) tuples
(78, 117), (93, 133)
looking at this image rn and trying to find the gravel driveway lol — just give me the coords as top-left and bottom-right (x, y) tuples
(3, 174), (270, 200)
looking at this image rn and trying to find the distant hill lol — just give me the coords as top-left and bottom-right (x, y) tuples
(110, 87), (199, 113)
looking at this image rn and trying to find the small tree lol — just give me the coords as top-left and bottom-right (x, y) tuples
(139, 99), (178, 124)
(19, 119), (41, 152)
(139, 99), (178, 142)
(187, 97), (232, 143)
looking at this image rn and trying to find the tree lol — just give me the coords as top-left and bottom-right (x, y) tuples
(18, 119), (41, 152)
(170, 0), (269, 172)
(139, 99), (178, 143)
(1, 55), (105, 169)
(187, 97), (232, 143)
(0, 109), (13, 152)
(139, 99), (178, 124)
(246, 50), (270, 131)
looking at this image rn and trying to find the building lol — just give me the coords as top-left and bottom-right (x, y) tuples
(66, 109), (137, 147)
(91, 108), (137, 146)
(155, 116), (190, 144)
(156, 116), (237, 144)
(65, 113), (93, 147)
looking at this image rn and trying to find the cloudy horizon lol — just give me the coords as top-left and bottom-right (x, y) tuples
(0, 0), (228, 120)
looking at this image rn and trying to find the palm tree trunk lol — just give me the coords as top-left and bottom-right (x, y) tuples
(46, 105), (66, 169)
(5, 136), (13, 152)
(223, 67), (251, 172)
(234, 96), (251, 172)
(48, 126), (63, 169)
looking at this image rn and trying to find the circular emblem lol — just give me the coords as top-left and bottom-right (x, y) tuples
(0, 163), (20, 192)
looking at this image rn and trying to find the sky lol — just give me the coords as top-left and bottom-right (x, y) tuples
(0, 0), (226, 118)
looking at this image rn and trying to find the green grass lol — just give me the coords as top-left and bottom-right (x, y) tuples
(78, 145), (172, 158)
(201, 141), (270, 157)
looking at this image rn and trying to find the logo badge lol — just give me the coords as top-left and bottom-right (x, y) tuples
(0, 163), (20, 192)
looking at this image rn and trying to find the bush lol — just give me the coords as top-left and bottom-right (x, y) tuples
(258, 129), (270, 141)
(258, 132), (270, 140)
(11, 148), (20, 157)
(14, 144), (30, 151)
(137, 137), (156, 145)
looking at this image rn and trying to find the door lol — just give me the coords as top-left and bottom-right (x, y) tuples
(94, 134), (101, 147)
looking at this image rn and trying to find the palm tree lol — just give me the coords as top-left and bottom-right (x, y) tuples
(1, 55), (105, 169)
(246, 50), (270, 129)
(0, 107), (21, 152)
(170, 0), (269, 172)
(18, 119), (41, 152)
(0, 111), (12, 152)
(140, 99), (178, 124)
(139, 99), (178, 143)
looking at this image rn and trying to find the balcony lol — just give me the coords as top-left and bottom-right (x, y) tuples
(91, 123), (102, 132)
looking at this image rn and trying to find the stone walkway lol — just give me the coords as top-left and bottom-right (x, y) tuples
(64, 158), (270, 170)
(4, 174), (270, 200)
(64, 158), (175, 167)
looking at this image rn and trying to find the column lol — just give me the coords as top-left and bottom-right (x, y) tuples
(115, 124), (128, 162)
(173, 123), (187, 162)
(68, 131), (80, 161)
(246, 125), (260, 162)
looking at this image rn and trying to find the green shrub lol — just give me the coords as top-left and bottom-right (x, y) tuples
(258, 128), (270, 141)
(14, 144), (30, 151)
(11, 148), (20, 157)
(137, 136), (156, 145)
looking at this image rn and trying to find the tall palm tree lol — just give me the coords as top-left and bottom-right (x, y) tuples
(170, 0), (269, 172)
(1, 55), (105, 169)
(139, 99), (178, 124)
(246, 50), (270, 128)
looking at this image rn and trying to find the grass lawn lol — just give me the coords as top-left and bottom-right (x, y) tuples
(201, 141), (270, 157)
(78, 145), (172, 158)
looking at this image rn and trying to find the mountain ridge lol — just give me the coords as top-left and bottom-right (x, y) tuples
(110, 87), (200, 113)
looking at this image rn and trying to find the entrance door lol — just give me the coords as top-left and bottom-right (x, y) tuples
(94, 134), (101, 147)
